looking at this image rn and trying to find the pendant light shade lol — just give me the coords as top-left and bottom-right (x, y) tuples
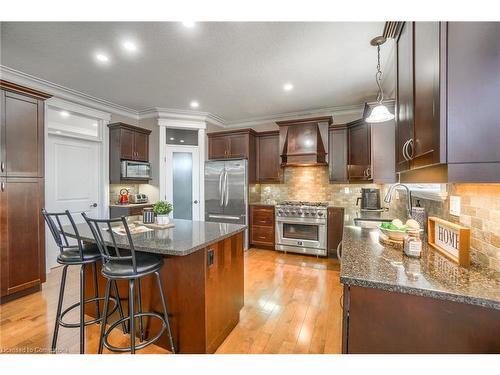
(366, 36), (394, 124)
(366, 104), (395, 123)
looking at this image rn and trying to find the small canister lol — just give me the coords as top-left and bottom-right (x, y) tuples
(404, 235), (422, 258)
(143, 208), (155, 224)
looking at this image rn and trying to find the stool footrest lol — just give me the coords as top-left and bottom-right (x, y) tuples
(58, 296), (120, 329)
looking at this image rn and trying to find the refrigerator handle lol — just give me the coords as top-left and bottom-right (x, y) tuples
(224, 170), (229, 207)
(218, 169), (225, 207)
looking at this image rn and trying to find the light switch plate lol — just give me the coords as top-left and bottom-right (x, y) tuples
(450, 196), (461, 216)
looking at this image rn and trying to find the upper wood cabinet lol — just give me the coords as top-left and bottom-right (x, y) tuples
(108, 123), (152, 183)
(1, 83), (47, 178)
(396, 22), (500, 182)
(109, 122), (151, 162)
(207, 129), (256, 160)
(207, 129), (257, 183)
(328, 125), (348, 182)
(256, 131), (282, 183)
(347, 119), (372, 181)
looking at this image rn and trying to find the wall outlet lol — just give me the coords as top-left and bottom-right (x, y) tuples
(450, 196), (461, 216)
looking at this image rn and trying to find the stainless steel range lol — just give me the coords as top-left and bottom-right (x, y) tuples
(275, 201), (328, 256)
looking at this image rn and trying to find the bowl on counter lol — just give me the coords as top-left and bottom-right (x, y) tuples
(379, 226), (408, 241)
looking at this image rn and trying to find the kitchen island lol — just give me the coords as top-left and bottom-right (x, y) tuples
(63, 217), (246, 354)
(340, 224), (500, 354)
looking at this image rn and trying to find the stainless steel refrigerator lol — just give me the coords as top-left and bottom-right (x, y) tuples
(205, 159), (248, 247)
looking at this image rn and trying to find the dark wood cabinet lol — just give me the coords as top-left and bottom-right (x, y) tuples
(0, 81), (50, 303)
(396, 22), (500, 182)
(207, 129), (257, 183)
(395, 21), (414, 173)
(249, 205), (275, 249)
(328, 125), (348, 182)
(412, 22), (441, 169)
(256, 131), (282, 183)
(342, 285), (500, 353)
(327, 207), (344, 258)
(207, 129), (256, 160)
(347, 119), (372, 181)
(108, 123), (151, 183)
(0, 178), (45, 300)
(109, 122), (151, 162)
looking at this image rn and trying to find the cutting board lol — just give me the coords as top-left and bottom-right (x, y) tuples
(134, 221), (175, 230)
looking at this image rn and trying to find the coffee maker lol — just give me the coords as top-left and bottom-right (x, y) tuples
(356, 188), (382, 211)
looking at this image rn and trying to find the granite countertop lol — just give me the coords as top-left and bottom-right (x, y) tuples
(109, 202), (155, 208)
(340, 224), (500, 310)
(249, 201), (276, 206)
(62, 216), (246, 257)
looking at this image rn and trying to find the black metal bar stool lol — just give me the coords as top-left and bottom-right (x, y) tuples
(42, 209), (127, 354)
(82, 214), (175, 354)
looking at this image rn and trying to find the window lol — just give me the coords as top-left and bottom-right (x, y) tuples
(47, 107), (101, 140)
(166, 128), (198, 146)
(407, 184), (448, 201)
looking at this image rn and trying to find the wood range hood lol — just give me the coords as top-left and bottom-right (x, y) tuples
(277, 116), (332, 167)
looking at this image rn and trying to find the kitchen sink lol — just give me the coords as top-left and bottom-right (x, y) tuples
(353, 217), (392, 229)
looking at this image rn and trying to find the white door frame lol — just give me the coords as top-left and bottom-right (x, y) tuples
(44, 98), (110, 271)
(158, 118), (206, 220)
(165, 145), (201, 220)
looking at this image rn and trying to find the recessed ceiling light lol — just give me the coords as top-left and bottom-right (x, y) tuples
(283, 83), (294, 92)
(190, 101), (199, 108)
(169, 137), (175, 141)
(60, 111), (70, 118)
(122, 40), (138, 53)
(95, 53), (110, 63)
(180, 139), (185, 143)
(182, 21), (196, 28)
(55, 131), (62, 134)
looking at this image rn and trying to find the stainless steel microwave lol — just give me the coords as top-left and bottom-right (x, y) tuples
(120, 160), (152, 180)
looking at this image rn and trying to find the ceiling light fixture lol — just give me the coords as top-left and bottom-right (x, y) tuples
(122, 40), (138, 53)
(180, 140), (185, 143)
(366, 36), (394, 123)
(60, 111), (70, 118)
(95, 53), (110, 63)
(169, 137), (175, 141)
(190, 101), (199, 108)
(182, 21), (196, 28)
(283, 83), (294, 92)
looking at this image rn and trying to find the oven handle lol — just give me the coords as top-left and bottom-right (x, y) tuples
(275, 217), (327, 225)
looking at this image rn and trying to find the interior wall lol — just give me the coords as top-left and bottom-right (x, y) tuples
(138, 117), (160, 202)
(110, 113), (139, 126)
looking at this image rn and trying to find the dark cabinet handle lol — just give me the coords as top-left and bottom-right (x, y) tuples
(1, 161), (4, 173)
(207, 249), (214, 267)
(1, 181), (4, 192)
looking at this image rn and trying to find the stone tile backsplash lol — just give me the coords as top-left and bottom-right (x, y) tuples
(250, 166), (500, 272)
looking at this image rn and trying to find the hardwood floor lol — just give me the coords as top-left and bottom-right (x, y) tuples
(0, 248), (342, 354)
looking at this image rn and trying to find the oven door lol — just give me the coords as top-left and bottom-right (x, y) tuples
(276, 217), (326, 249)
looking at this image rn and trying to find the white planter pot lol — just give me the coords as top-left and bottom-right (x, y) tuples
(156, 214), (170, 225)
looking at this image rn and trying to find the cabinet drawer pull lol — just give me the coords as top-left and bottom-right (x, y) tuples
(402, 139), (410, 161)
(407, 139), (414, 159)
(1, 181), (4, 192)
(1, 161), (4, 173)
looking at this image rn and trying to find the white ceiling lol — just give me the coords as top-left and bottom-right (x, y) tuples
(0, 22), (393, 123)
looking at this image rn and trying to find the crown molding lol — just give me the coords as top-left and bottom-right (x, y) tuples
(0, 65), (139, 120)
(138, 107), (226, 128)
(223, 104), (365, 129)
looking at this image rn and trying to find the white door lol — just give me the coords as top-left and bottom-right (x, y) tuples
(165, 146), (200, 220)
(45, 135), (101, 268)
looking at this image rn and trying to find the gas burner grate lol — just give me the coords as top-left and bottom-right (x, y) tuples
(278, 201), (329, 207)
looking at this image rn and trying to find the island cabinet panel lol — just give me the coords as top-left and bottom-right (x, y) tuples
(256, 131), (282, 183)
(84, 230), (245, 354)
(342, 285), (500, 354)
(249, 205), (275, 249)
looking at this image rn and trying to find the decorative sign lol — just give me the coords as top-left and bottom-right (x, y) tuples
(428, 217), (470, 267)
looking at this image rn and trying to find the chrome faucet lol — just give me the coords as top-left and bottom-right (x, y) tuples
(384, 183), (412, 219)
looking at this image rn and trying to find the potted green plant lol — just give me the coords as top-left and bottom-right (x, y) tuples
(153, 201), (173, 225)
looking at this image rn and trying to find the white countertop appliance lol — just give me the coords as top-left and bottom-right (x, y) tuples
(275, 201), (328, 256)
(129, 193), (149, 204)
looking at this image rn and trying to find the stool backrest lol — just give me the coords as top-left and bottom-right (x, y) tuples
(82, 213), (138, 273)
(41, 209), (85, 261)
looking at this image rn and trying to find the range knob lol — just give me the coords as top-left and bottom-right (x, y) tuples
(297, 210), (302, 215)
(277, 210), (283, 215)
(310, 211), (316, 216)
(291, 210), (296, 215)
(304, 212), (310, 216)
(317, 211), (324, 217)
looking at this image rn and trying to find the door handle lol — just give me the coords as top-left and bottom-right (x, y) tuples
(193, 200), (199, 204)
(224, 170), (229, 207)
(218, 169), (224, 206)
(90, 203), (98, 208)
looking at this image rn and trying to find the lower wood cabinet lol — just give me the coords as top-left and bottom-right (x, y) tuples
(249, 205), (275, 249)
(0, 177), (45, 302)
(327, 207), (344, 258)
(342, 285), (500, 353)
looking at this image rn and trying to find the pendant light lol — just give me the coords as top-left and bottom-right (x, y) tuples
(366, 36), (395, 123)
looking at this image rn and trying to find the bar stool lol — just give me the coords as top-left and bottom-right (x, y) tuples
(42, 209), (127, 354)
(82, 214), (176, 354)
